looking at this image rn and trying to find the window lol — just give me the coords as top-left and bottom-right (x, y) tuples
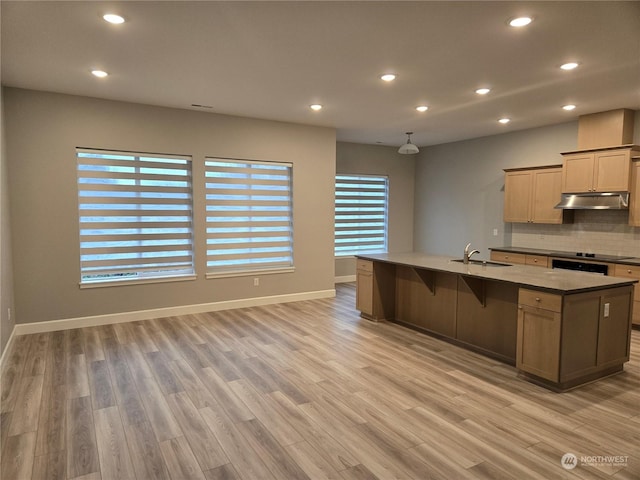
(77, 149), (194, 286)
(335, 174), (388, 256)
(205, 158), (293, 276)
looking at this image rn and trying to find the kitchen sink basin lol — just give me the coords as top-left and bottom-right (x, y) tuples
(451, 259), (512, 267)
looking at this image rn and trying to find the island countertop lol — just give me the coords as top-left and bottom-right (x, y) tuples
(356, 252), (638, 294)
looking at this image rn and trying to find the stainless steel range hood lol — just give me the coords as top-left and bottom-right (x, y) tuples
(554, 192), (629, 210)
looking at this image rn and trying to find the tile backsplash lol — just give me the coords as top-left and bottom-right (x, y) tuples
(512, 210), (640, 257)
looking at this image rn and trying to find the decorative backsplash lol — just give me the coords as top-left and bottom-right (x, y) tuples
(511, 210), (640, 257)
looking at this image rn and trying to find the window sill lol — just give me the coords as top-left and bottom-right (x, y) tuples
(79, 274), (197, 289)
(206, 267), (295, 279)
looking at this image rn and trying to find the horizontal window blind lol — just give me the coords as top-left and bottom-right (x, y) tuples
(77, 149), (194, 285)
(205, 158), (293, 274)
(335, 174), (388, 256)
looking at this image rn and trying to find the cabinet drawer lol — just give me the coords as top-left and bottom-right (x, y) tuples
(613, 264), (640, 278)
(614, 264), (640, 303)
(356, 259), (373, 272)
(525, 255), (549, 268)
(519, 289), (562, 312)
(490, 251), (526, 265)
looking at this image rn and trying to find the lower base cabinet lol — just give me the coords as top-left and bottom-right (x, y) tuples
(613, 264), (640, 326)
(517, 290), (561, 381)
(356, 259), (395, 321)
(517, 286), (633, 388)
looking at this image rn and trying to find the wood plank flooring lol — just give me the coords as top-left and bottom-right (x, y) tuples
(2, 283), (640, 479)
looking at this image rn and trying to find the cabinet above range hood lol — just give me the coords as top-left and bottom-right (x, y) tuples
(555, 191), (629, 210)
(555, 109), (638, 210)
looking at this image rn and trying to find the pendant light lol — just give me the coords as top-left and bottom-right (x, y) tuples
(398, 132), (419, 154)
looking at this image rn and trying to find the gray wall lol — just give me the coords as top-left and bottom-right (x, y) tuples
(414, 111), (640, 258)
(335, 141), (415, 278)
(5, 88), (336, 325)
(414, 121), (578, 258)
(1, 87), (15, 355)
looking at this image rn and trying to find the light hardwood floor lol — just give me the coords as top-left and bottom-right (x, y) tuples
(1, 283), (639, 479)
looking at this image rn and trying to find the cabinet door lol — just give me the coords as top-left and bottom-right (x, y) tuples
(613, 264), (640, 326)
(356, 270), (373, 316)
(629, 161), (640, 226)
(504, 171), (532, 223)
(562, 153), (594, 193)
(597, 289), (633, 366)
(594, 150), (630, 192)
(517, 305), (561, 381)
(531, 168), (563, 224)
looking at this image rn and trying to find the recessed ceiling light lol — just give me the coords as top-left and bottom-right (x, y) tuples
(416, 105), (429, 112)
(475, 88), (491, 95)
(380, 74), (397, 82)
(309, 104), (323, 111)
(562, 104), (576, 111)
(103, 14), (125, 24)
(91, 70), (108, 78)
(498, 118), (511, 124)
(560, 62), (579, 71)
(509, 17), (532, 27)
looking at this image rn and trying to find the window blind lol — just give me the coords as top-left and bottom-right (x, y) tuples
(77, 149), (194, 285)
(205, 158), (294, 275)
(335, 174), (388, 256)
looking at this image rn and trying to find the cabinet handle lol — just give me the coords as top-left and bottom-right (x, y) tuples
(535, 297), (541, 302)
(518, 305), (523, 310)
(629, 269), (633, 274)
(534, 259), (538, 263)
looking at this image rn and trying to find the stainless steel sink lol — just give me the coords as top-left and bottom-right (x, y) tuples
(451, 259), (512, 267)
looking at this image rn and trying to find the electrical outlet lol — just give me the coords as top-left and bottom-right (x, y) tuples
(253, 277), (259, 287)
(492, 228), (498, 236)
(604, 303), (610, 318)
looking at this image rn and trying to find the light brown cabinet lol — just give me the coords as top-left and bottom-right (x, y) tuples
(355, 259), (395, 321)
(525, 254), (549, 268)
(490, 251), (549, 268)
(517, 289), (561, 382)
(517, 286), (633, 388)
(561, 148), (634, 193)
(613, 264), (640, 326)
(629, 160), (640, 226)
(356, 260), (374, 316)
(490, 251), (526, 265)
(503, 166), (565, 224)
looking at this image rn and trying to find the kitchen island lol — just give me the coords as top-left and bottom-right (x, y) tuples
(356, 252), (637, 391)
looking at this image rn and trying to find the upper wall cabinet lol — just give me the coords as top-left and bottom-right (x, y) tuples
(504, 166), (568, 224)
(561, 147), (636, 193)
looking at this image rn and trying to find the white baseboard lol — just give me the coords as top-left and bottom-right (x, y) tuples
(13, 289), (336, 336)
(335, 275), (356, 283)
(0, 325), (17, 371)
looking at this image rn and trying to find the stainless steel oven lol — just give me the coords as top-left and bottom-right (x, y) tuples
(551, 258), (608, 275)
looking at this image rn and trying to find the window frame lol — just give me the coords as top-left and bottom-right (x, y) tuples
(76, 148), (196, 288)
(334, 173), (389, 257)
(204, 157), (294, 278)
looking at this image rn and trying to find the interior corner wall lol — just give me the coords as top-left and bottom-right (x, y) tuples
(335, 141), (415, 278)
(1, 87), (16, 355)
(4, 88), (336, 325)
(413, 121), (580, 258)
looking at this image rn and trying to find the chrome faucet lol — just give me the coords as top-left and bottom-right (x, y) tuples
(463, 243), (480, 264)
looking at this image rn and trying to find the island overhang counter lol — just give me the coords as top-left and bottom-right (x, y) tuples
(355, 252), (637, 391)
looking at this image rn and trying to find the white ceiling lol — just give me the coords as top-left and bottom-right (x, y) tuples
(2, 1), (639, 147)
